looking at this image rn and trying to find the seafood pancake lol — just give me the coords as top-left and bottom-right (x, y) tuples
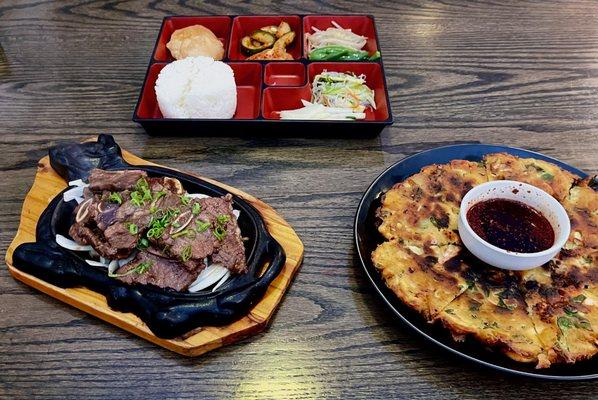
(371, 241), (467, 319)
(521, 250), (598, 367)
(435, 251), (544, 363)
(377, 160), (487, 246)
(484, 153), (577, 201)
(562, 176), (598, 251)
(373, 153), (597, 368)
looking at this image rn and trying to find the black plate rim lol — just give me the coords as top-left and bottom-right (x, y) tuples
(353, 143), (597, 381)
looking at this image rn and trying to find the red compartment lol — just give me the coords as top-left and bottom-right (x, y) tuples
(153, 16), (232, 62)
(135, 62), (262, 120)
(262, 86), (312, 120)
(307, 62), (389, 120)
(262, 62), (389, 121)
(264, 62), (306, 86)
(303, 15), (378, 59)
(228, 15), (302, 61)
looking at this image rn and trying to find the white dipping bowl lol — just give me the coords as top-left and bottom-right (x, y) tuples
(458, 180), (570, 271)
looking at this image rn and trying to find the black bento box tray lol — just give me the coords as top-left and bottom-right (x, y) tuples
(132, 15), (394, 137)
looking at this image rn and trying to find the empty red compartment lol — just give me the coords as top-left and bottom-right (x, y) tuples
(228, 15), (302, 61)
(264, 62), (306, 86)
(283, 62), (388, 121)
(135, 62), (262, 120)
(153, 16), (232, 62)
(303, 15), (379, 59)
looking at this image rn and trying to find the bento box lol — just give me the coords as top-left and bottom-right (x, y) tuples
(133, 15), (393, 136)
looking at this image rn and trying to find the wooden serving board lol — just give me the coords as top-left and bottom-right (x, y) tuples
(4, 144), (304, 356)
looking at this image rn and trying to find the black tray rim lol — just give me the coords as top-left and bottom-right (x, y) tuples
(131, 14), (394, 129)
(353, 143), (597, 381)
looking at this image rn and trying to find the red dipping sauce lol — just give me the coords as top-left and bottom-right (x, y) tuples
(466, 198), (555, 253)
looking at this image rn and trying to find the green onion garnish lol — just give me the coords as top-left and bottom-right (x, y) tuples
(137, 237), (149, 250)
(109, 261), (153, 278)
(216, 214), (230, 225)
(181, 245), (192, 262)
(172, 229), (196, 239)
(135, 177), (149, 191)
(196, 220), (211, 232)
(109, 192), (122, 204)
(572, 294), (586, 303)
(130, 191), (144, 207)
(192, 202), (201, 215)
(147, 227), (165, 239)
(180, 195), (191, 206)
(126, 222), (138, 234)
(150, 190), (167, 209)
(213, 225), (227, 241)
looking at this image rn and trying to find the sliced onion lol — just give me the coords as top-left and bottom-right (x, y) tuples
(187, 193), (210, 199)
(68, 179), (89, 188)
(63, 185), (85, 202)
(211, 270), (231, 292)
(188, 264), (228, 292)
(190, 264), (220, 284)
(108, 260), (119, 274)
(118, 251), (137, 267)
(74, 196), (84, 204)
(85, 259), (108, 267)
(233, 209), (240, 219)
(56, 234), (93, 252)
(89, 249), (99, 258)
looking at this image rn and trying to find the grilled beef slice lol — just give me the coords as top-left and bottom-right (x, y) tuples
(68, 169), (247, 290)
(69, 223), (123, 259)
(88, 169), (147, 192)
(69, 190), (150, 259)
(156, 194), (247, 274)
(114, 251), (201, 291)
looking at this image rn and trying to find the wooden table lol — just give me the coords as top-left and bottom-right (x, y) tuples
(1, 1), (597, 398)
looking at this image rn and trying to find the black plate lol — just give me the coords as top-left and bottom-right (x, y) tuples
(12, 135), (286, 339)
(354, 144), (597, 380)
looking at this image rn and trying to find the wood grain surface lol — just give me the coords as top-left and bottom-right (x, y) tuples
(1, 1), (597, 399)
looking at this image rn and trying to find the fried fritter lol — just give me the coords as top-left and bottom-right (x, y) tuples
(166, 25), (225, 61)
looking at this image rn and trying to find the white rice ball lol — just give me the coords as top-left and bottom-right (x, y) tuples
(155, 56), (237, 119)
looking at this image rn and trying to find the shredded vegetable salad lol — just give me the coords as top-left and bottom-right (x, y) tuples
(306, 21), (367, 53)
(311, 71), (376, 112)
(278, 71), (376, 121)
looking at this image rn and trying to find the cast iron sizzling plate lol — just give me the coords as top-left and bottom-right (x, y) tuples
(354, 144), (598, 380)
(12, 135), (286, 339)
